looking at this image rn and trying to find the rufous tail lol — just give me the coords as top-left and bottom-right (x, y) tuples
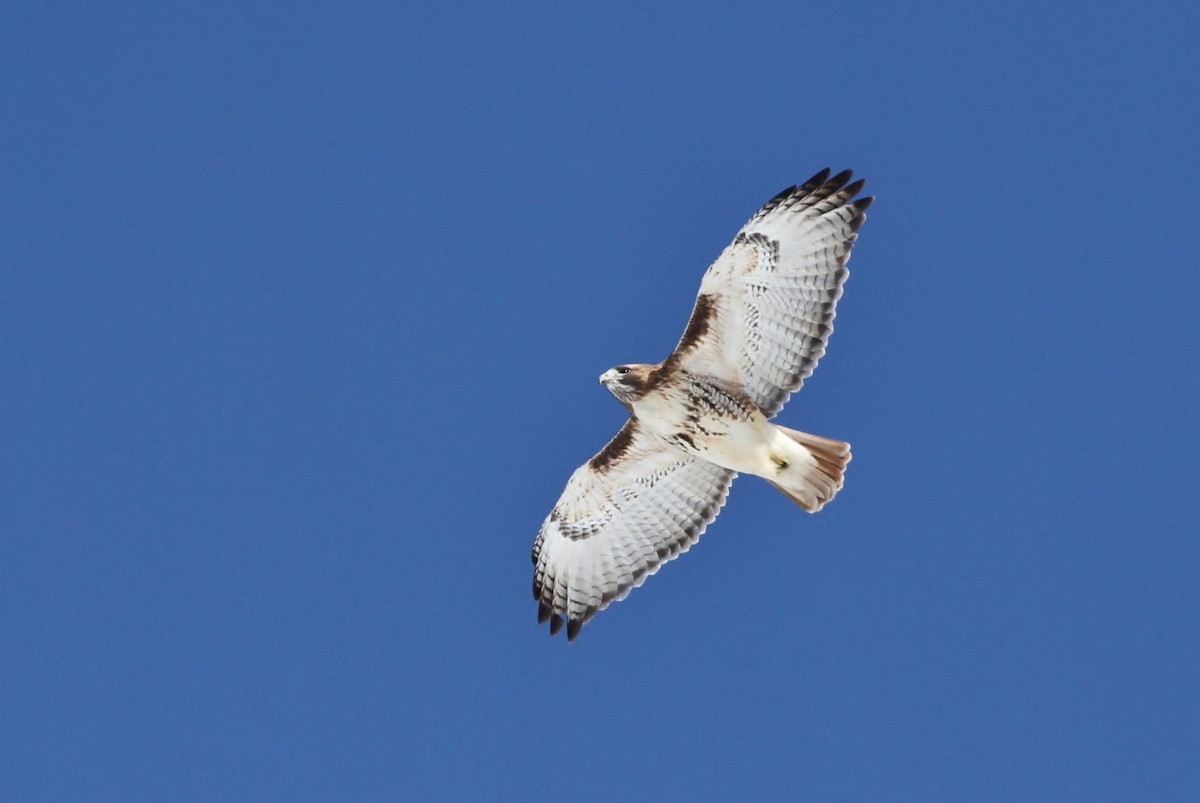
(767, 426), (851, 513)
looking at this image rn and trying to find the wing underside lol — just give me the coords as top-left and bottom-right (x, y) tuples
(670, 169), (872, 417)
(530, 171), (871, 641)
(531, 420), (735, 640)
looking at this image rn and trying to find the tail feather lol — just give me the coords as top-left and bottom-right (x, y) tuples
(768, 426), (851, 513)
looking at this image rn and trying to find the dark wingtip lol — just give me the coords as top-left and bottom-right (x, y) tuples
(537, 602), (551, 624)
(848, 195), (874, 232)
(826, 169), (854, 192)
(567, 619), (582, 641)
(843, 178), (866, 198)
(549, 614), (564, 636)
(799, 168), (831, 193)
(766, 185), (798, 206)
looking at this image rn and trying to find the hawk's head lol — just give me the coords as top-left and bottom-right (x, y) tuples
(599, 364), (656, 407)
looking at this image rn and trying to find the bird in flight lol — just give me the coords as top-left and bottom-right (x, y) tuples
(532, 169), (872, 641)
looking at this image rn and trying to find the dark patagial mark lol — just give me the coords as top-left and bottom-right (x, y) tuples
(532, 170), (870, 646)
(589, 419), (638, 473)
(653, 292), (718, 389)
(677, 292), (716, 355)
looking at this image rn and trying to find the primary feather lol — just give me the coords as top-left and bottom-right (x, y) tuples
(532, 169), (872, 641)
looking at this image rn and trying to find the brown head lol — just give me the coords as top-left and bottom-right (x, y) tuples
(599, 363), (656, 407)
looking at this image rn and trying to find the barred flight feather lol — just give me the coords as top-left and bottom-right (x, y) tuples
(531, 169), (871, 640)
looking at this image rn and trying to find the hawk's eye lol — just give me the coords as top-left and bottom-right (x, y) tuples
(616, 366), (630, 375)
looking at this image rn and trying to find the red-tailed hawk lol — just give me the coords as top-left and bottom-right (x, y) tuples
(532, 169), (872, 641)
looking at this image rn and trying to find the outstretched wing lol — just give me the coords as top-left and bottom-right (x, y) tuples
(532, 419), (736, 641)
(667, 169), (872, 418)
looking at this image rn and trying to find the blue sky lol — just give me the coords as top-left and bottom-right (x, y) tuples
(3, 1), (1198, 799)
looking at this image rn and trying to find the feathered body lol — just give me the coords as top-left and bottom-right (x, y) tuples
(532, 169), (872, 641)
(602, 365), (846, 510)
